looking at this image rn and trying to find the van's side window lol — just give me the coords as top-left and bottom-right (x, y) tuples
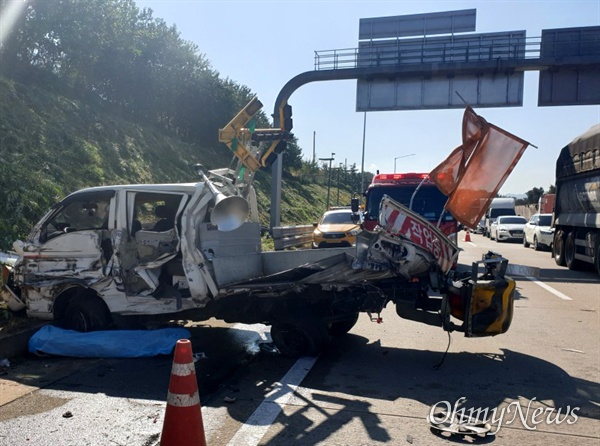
(43, 195), (112, 241)
(132, 193), (183, 233)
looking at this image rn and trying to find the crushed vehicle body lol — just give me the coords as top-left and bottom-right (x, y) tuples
(1, 100), (521, 356)
(1, 179), (515, 356)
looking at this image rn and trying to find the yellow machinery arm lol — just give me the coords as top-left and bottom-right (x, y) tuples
(218, 97), (291, 173)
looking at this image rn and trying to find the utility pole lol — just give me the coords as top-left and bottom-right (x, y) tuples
(319, 153), (335, 211)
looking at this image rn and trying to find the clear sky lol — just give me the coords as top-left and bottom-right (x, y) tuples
(136, 0), (600, 195)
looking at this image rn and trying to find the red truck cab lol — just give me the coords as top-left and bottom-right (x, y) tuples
(363, 173), (458, 244)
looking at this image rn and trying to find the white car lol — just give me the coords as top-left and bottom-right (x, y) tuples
(523, 213), (554, 251)
(492, 216), (527, 242)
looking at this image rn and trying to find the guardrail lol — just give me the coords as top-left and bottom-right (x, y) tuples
(272, 225), (314, 250)
(314, 34), (600, 71)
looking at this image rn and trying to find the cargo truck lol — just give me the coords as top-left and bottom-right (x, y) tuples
(538, 193), (556, 214)
(552, 124), (600, 275)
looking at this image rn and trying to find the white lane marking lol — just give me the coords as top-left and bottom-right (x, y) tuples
(467, 241), (477, 247)
(525, 276), (573, 300)
(226, 356), (318, 446)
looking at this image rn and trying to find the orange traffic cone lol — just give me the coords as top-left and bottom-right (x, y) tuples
(464, 229), (471, 242)
(160, 339), (207, 446)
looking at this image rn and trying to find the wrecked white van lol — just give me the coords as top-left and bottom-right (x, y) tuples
(1, 169), (516, 357)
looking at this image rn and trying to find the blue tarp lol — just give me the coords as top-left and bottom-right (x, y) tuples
(29, 325), (191, 358)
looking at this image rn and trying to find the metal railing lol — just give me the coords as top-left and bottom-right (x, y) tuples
(272, 225), (314, 250)
(314, 34), (600, 71)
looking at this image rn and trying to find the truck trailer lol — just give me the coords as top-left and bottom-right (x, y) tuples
(552, 124), (600, 275)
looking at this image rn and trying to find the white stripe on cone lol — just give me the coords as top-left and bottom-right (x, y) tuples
(170, 362), (195, 377)
(166, 390), (200, 408)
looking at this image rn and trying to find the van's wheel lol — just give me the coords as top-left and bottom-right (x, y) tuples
(270, 316), (330, 357)
(63, 294), (112, 332)
(328, 312), (359, 336)
(533, 236), (541, 251)
(523, 235), (530, 248)
(554, 230), (566, 266)
(565, 231), (580, 271)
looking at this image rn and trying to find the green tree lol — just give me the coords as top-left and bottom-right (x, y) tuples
(0, 0), (322, 249)
(525, 187), (545, 205)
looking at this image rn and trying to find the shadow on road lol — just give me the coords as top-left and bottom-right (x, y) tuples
(215, 333), (599, 445)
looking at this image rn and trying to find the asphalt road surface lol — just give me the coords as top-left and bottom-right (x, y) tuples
(0, 231), (598, 445)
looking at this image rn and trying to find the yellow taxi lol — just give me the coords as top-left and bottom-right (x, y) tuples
(312, 208), (361, 249)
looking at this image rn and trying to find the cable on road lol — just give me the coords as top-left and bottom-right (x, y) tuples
(433, 331), (452, 370)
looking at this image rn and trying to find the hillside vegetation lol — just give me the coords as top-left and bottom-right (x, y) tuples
(0, 74), (360, 250)
(0, 0), (363, 251)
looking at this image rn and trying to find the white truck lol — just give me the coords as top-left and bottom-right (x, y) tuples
(484, 197), (516, 238)
(0, 99), (518, 356)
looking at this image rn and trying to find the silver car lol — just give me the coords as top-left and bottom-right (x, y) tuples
(523, 213), (554, 251)
(493, 215), (527, 242)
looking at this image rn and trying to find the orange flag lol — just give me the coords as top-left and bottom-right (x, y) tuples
(430, 107), (529, 228)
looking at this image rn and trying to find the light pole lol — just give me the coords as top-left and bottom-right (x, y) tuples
(394, 153), (416, 173)
(319, 153), (335, 211)
(336, 162), (343, 206)
(360, 112), (367, 204)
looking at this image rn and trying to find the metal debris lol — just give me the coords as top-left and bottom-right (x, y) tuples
(428, 410), (493, 438)
(192, 352), (207, 362)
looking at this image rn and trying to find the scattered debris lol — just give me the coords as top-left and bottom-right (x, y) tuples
(562, 348), (585, 354)
(258, 342), (280, 355)
(428, 410), (493, 439)
(223, 396), (237, 404)
(62, 411), (73, 418)
(192, 352), (207, 362)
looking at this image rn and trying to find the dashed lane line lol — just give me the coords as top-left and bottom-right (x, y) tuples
(525, 276), (573, 300)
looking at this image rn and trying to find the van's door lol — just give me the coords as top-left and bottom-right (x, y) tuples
(19, 190), (116, 288)
(114, 191), (187, 297)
